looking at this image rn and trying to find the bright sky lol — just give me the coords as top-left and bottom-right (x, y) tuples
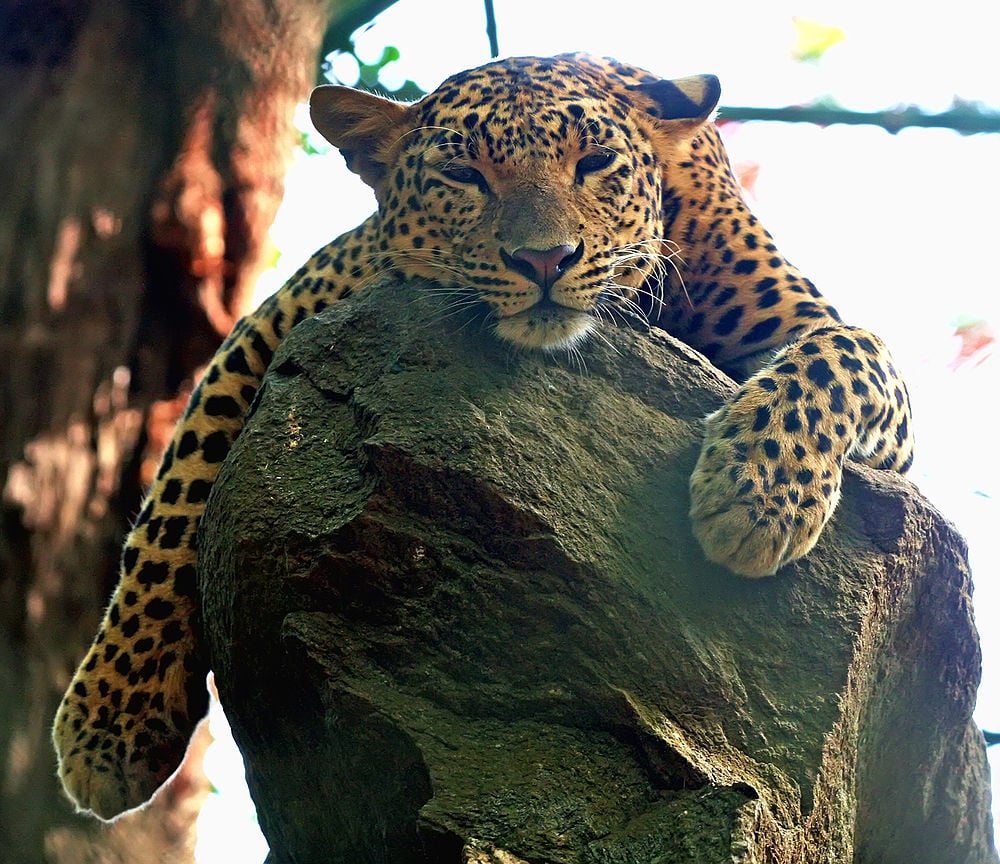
(349, 0), (1000, 110)
(204, 1), (1000, 858)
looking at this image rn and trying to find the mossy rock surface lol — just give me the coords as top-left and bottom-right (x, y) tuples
(199, 280), (996, 864)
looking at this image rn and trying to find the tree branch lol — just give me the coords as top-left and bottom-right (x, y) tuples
(719, 103), (1000, 135)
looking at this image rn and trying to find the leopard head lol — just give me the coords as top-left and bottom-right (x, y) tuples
(310, 55), (720, 350)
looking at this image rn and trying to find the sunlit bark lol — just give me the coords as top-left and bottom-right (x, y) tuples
(0, 0), (340, 859)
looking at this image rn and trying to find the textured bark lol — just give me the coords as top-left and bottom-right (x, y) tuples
(200, 280), (998, 864)
(0, 0), (334, 860)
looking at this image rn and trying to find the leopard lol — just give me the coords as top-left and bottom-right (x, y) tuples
(52, 53), (913, 820)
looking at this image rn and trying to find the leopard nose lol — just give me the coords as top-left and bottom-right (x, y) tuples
(502, 242), (584, 290)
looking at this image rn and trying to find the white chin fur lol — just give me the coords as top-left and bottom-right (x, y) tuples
(493, 308), (595, 351)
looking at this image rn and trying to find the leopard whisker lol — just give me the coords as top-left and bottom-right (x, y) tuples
(600, 286), (649, 325)
(585, 309), (623, 357)
(610, 237), (690, 312)
(396, 124), (467, 150)
(375, 249), (472, 284)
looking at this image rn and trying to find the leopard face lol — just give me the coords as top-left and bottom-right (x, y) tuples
(311, 55), (718, 349)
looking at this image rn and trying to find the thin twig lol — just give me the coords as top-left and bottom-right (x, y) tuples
(484, 0), (499, 58)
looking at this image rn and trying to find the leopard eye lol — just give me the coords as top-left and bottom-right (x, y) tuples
(440, 164), (490, 192)
(575, 150), (616, 181)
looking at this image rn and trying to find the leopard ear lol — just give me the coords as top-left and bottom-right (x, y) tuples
(631, 74), (721, 123)
(309, 85), (408, 189)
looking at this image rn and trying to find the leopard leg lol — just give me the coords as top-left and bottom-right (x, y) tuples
(52, 315), (275, 818)
(689, 325), (913, 577)
(50, 227), (376, 818)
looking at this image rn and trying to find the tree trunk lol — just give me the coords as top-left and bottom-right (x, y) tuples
(0, 1), (333, 860)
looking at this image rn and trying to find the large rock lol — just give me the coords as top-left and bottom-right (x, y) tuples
(198, 279), (996, 864)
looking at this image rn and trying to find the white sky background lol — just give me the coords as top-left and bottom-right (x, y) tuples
(201, 1), (1000, 858)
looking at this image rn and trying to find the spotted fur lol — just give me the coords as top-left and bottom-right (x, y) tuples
(53, 53), (913, 819)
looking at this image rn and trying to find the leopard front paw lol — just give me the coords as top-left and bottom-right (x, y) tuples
(689, 401), (843, 578)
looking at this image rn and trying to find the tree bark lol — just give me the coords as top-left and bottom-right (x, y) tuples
(200, 280), (998, 863)
(0, 1), (336, 860)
